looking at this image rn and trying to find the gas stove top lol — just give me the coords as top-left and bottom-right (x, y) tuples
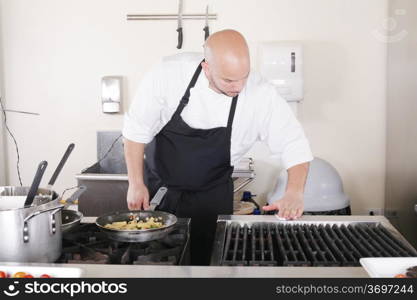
(210, 215), (417, 266)
(57, 218), (190, 265)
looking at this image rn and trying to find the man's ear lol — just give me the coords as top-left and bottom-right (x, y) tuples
(201, 61), (210, 78)
(201, 61), (210, 76)
(201, 61), (209, 70)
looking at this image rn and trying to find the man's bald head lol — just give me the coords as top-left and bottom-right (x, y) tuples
(201, 30), (250, 97)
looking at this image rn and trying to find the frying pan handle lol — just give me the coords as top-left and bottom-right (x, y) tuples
(65, 185), (87, 206)
(48, 143), (75, 186)
(148, 187), (168, 211)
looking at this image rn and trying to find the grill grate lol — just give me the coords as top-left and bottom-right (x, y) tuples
(221, 222), (417, 266)
(57, 219), (191, 265)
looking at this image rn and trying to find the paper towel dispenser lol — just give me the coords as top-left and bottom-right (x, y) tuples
(258, 43), (303, 102)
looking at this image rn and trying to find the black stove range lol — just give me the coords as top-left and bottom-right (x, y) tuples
(57, 218), (190, 265)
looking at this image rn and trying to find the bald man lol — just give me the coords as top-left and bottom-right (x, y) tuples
(123, 30), (313, 265)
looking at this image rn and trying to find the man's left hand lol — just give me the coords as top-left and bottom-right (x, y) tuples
(262, 191), (304, 220)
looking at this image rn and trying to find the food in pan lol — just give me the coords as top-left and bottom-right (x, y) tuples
(104, 216), (164, 230)
(394, 265), (417, 278)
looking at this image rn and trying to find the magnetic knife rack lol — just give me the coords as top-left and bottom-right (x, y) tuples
(127, 14), (217, 21)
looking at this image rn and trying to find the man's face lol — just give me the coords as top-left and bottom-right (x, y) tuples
(202, 61), (250, 97)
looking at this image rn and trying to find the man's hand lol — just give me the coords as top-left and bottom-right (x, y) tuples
(262, 191), (304, 220)
(127, 183), (150, 210)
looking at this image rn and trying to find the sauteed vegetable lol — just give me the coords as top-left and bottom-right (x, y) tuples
(104, 216), (164, 230)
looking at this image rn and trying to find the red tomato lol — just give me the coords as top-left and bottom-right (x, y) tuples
(13, 272), (27, 278)
(40, 274), (51, 278)
(0, 271), (7, 278)
(24, 274), (34, 278)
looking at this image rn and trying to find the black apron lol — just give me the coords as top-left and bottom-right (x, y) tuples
(143, 60), (238, 265)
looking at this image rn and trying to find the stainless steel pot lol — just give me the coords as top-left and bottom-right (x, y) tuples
(0, 186), (64, 263)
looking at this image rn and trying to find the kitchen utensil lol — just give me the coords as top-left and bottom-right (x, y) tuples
(24, 161), (48, 207)
(61, 210), (84, 234)
(148, 186), (167, 211)
(61, 185), (87, 234)
(0, 186), (64, 262)
(47, 143), (75, 191)
(176, 0), (183, 49)
(96, 210), (177, 243)
(62, 185), (87, 209)
(95, 187), (177, 242)
(203, 5), (209, 40)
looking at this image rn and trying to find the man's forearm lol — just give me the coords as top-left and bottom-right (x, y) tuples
(285, 162), (309, 195)
(124, 138), (146, 186)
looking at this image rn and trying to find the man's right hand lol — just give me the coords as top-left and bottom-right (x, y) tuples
(127, 183), (150, 210)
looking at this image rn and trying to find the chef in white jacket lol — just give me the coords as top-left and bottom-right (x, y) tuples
(123, 29), (313, 265)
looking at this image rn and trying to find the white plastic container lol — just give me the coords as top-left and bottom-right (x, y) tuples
(360, 257), (417, 278)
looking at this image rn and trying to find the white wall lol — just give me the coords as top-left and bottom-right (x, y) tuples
(0, 0), (388, 214)
(0, 131), (5, 186)
(385, 0), (417, 247)
(0, 1), (6, 186)
(0, 105), (5, 186)
(0, 96), (5, 187)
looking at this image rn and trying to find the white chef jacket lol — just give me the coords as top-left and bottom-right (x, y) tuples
(123, 52), (313, 169)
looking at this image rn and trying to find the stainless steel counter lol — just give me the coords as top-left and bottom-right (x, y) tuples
(0, 262), (369, 278)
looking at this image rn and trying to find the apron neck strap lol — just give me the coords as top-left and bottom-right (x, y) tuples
(174, 60), (204, 117)
(174, 59), (239, 134)
(226, 96), (238, 134)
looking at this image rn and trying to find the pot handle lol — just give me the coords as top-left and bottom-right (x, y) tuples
(23, 204), (64, 243)
(23, 204), (64, 223)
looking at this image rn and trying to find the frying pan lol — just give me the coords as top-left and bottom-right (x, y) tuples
(95, 187), (177, 242)
(61, 186), (87, 234)
(61, 209), (84, 234)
